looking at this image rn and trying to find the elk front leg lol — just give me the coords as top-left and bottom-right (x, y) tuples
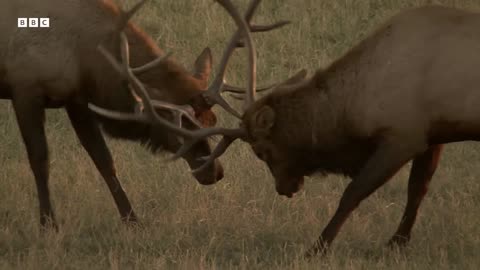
(387, 144), (442, 247)
(66, 103), (138, 224)
(12, 94), (57, 230)
(305, 138), (426, 258)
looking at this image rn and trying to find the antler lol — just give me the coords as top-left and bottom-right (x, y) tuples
(201, 0), (291, 117)
(89, 29), (244, 144)
(168, 0), (295, 172)
(89, 0), (289, 172)
(94, 32), (203, 128)
(228, 68), (309, 100)
(222, 82), (275, 94)
(90, 0), (206, 128)
(115, 0), (148, 31)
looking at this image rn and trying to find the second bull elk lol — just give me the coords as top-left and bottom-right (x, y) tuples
(0, 0), (288, 229)
(93, 4), (480, 257)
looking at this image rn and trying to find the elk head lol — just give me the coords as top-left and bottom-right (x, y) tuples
(241, 70), (309, 197)
(89, 0), (290, 185)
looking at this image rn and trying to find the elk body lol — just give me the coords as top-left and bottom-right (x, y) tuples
(0, 0), (286, 229)
(243, 5), (480, 256)
(101, 4), (480, 257)
(0, 0), (222, 228)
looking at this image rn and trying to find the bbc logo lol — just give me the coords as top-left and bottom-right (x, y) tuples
(18, 18), (50, 28)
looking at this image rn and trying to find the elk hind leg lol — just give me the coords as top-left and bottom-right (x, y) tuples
(12, 94), (57, 230)
(66, 103), (138, 224)
(387, 144), (443, 247)
(305, 138), (426, 258)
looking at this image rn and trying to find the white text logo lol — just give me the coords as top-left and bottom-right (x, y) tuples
(18, 18), (50, 28)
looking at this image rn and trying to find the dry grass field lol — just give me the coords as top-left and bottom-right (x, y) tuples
(1, 0), (480, 269)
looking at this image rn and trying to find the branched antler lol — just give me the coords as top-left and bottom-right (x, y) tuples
(88, 0), (292, 172)
(202, 0), (291, 115)
(91, 32), (202, 129)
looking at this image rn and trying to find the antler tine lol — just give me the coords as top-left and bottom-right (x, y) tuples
(222, 82), (275, 93)
(119, 32), (154, 116)
(119, 33), (176, 79)
(116, 0), (149, 31)
(190, 136), (238, 173)
(150, 100), (203, 129)
(97, 45), (125, 75)
(204, 0), (292, 115)
(235, 21), (289, 48)
(232, 0), (289, 47)
(250, 21), (291, 32)
(203, 0), (259, 118)
(116, 0), (173, 76)
(220, 0), (257, 110)
(132, 52), (173, 75)
(244, 0), (262, 21)
(168, 127), (245, 161)
(120, 30), (131, 68)
(227, 69), (309, 100)
(243, 0), (291, 32)
(202, 31), (245, 119)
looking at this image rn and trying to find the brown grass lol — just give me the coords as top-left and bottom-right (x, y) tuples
(1, 0), (480, 269)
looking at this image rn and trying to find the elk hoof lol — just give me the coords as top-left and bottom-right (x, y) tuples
(304, 243), (328, 260)
(387, 234), (410, 248)
(121, 213), (141, 226)
(124, 220), (145, 232)
(40, 216), (59, 233)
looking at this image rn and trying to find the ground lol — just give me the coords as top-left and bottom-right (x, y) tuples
(0, 0), (479, 269)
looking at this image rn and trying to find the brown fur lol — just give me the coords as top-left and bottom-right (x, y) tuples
(241, 5), (480, 256)
(0, 0), (223, 228)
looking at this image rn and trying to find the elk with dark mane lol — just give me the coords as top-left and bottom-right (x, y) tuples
(0, 0), (288, 229)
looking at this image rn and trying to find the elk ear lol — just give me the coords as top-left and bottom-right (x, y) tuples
(193, 47), (213, 86)
(252, 105), (275, 137)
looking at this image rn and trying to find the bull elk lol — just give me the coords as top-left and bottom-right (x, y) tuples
(92, 4), (480, 257)
(0, 0), (288, 229)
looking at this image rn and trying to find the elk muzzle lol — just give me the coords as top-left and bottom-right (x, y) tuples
(183, 139), (225, 185)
